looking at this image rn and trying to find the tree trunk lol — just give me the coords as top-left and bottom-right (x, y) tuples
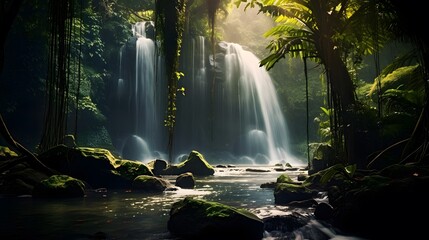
(310, 0), (357, 166)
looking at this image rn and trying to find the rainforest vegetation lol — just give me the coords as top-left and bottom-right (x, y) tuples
(1, 0), (429, 239)
(1, 0), (428, 169)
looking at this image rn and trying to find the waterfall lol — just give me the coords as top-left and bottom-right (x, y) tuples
(114, 21), (167, 161)
(176, 41), (297, 165)
(113, 22), (299, 165)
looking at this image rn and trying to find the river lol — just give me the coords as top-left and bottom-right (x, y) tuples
(0, 165), (364, 240)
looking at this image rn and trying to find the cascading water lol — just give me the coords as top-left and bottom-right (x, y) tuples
(176, 40), (298, 165)
(113, 21), (300, 165)
(113, 21), (167, 161)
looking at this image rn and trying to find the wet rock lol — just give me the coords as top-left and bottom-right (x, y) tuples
(260, 182), (276, 189)
(32, 175), (86, 198)
(246, 168), (270, 172)
(38, 145), (153, 189)
(132, 175), (171, 192)
(314, 202), (333, 220)
(274, 183), (316, 205)
(175, 172), (195, 189)
(0, 162), (49, 195)
(168, 197), (264, 240)
(263, 213), (307, 233)
(163, 150), (215, 176)
(297, 173), (308, 181)
(288, 199), (318, 208)
(276, 173), (295, 183)
(147, 159), (168, 175)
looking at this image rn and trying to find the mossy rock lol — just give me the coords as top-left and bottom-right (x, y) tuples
(32, 175), (85, 198)
(276, 173), (294, 183)
(274, 183), (315, 205)
(175, 172), (195, 189)
(0, 146), (18, 161)
(0, 162), (49, 195)
(168, 197), (264, 240)
(38, 145), (152, 189)
(163, 150), (215, 176)
(132, 175), (171, 192)
(39, 145), (117, 171)
(146, 159), (168, 175)
(115, 159), (154, 179)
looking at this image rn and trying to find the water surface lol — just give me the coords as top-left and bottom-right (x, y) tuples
(0, 165), (330, 240)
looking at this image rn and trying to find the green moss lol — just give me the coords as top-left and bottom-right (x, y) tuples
(0, 146), (18, 160)
(78, 147), (117, 165)
(133, 175), (170, 192)
(134, 175), (155, 182)
(177, 150), (214, 170)
(116, 160), (154, 179)
(275, 182), (310, 193)
(33, 174), (86, 198)
(276, 173), (293, 183)
(41, 175), (84, 189)
(369, 64), (421, 95)
(177, 197), (261, 221)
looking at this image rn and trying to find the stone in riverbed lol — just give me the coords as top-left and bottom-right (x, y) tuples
(32, 174), (85, 198)
(163, 150), (215, 176)
(168, 197), (264, 240)
(175, 172), (195, 189)
(132, 175), (171, 192)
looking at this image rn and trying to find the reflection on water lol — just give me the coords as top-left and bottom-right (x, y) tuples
(0, 166), (309, 239)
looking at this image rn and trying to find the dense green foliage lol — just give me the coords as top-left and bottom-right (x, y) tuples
(1, 0), (428, 170)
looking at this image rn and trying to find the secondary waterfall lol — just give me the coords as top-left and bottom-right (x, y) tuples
(113, 22), (300, 165)
(113, 21), (168, 161)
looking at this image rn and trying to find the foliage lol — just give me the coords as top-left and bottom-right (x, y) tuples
(369, 64), (423, 96)
(155, 0), (187, 162)
(319, 163), (357, 185)
(235, 0), (403, 166)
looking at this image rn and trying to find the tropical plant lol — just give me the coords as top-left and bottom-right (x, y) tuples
(236, 0), (393, 167)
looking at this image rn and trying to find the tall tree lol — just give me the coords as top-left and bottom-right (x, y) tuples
(155, 0), (187, 162)
(0, 0), (54, 174)
(39, 0), (76, 152)
(239, 0), (389, 166)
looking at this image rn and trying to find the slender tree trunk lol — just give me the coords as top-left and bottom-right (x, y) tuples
(310, 0), (357, 165)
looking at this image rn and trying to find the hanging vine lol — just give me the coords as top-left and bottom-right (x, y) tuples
(39, 0), (76, 152)
(155, 0), (187, 162)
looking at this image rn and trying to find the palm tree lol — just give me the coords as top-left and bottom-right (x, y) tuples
(239, 0), (390, 167)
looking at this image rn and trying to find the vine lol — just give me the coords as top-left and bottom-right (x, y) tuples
(155, 0), (187, 162)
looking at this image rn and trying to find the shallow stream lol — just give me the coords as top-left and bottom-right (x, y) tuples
(0, 165), (363, 239)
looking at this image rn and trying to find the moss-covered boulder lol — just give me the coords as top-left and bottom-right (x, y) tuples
(115, 159), (153, 180)
(276, 173), (294, 183)
(274, 183), (316, 205)
(0, 162), (49, 195)
(163, 150), (215, 176)
(132, 175), (171, 192)
(38, 145), (153, 189)
(175, 172), (195, 189)
(168, 197), (264, 240)
(146, 159), (168, 175)
(32, 175), (85, 198)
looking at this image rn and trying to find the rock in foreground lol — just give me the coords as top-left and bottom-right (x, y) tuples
(168, 197), (264, 240)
